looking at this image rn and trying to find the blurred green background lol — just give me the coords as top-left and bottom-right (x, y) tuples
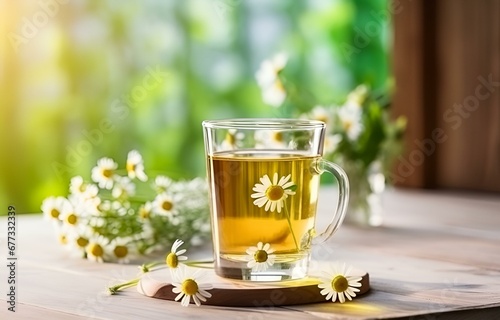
(0, 0), (390, 213)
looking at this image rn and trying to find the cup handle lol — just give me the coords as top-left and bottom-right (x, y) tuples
(311, 158), (350, 245)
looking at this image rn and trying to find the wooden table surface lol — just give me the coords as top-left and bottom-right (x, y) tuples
(1, 187), (500, 319)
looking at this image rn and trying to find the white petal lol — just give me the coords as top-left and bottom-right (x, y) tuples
(198, 289), (212, 298)
(260, 175), (272, 187)
(251, 192), (266, 198)
(263, 243), (270, 251)
(270, 201), (277, 213)
(320, 288), (330, 296)
(338, 292), (345, 303)
(193, 295), (201, 306)
(272, 173), (278, 185)
(172, 287), (182, 294)
(178, 256), (188, 261)
(181, 295), (190, 307)
(174, 292), (184, 301)
(282, 181), (294, 189)
(195, 292), (207, 302)
(271, 201), (283, 213)
(176, 249), (187, 255)
(264, 201), (271, 211)
(346, 287), (357, 297)
(254, 198), (268, 207)
(331, 291), (338, 302)
(257, 242), (263, 249)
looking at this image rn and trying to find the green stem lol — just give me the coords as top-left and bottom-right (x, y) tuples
(108, 278), (140, 295)
(184, 260), (214, 268)
(283, 202), (299, 252)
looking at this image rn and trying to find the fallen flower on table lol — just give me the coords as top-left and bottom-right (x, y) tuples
(172, 265), (213, 307)
(317, 262), (362, 303)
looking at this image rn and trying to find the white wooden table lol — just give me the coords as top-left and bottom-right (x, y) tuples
(1, 187), (500, 319)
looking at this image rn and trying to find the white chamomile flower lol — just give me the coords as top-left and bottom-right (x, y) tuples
(166, 239), (188, 269)
(91, 157), (118, 189)
(245, 242), (276, 272)
(261, 82), (286, 107)
(69, 176), (86, 196)
(154, 175), (173, 193)
(172, 266), (213, 307)
(68, 228), (93, 255)
(318, 262), (362, 303)
(41, 196), (71, 221)
(112, 176), (136, 199)
(309, 105), (333, 128)
(60, 203), (80, 228)
(347, 85), (368, 105)
(126, 150), (148, 181)
(138, 201), (153, 220)
(251, 173), (296, 213)
(220, 129), (245, 150)
(255, 52), (287, 87)
(110, 237), (133, 264)
(255, 53), (288, 107)
(152, 193), (178, 217)
(254, 130), (288, 149)
(86, 236), (108, 263)
(324, 134), (342, 155)
(337, 102), (363, 141)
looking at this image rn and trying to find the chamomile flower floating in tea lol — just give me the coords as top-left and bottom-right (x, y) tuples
(166, 239), (188, 269)
(126, 150), (148, 181)
(91, 157), (118, 189)
(251, 173), (296, 213)
(318, 263), (362, 303)
(172, 266), (213, 307)
(246, 242), (276, 272)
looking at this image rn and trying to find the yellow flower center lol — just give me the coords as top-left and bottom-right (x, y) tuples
(58, 234), (68, 245)
(254, 249), (268, 263)
(102, 168), (113, 178)
(271, 131), (283, 142)
(225, 132), (236, 145)
(89, 243), (104, 257)
(66, 213), (78, 225)
(343, 120), (353, 131)
(126, 161), (135, 173)
(50, 208), (60, 218)
(331, 275), (349, 292)
(76, 237), (89, 248)
(181, 279), (198, 296)
(114, 245), (128, 258)
(139, 207), (150, 219)
(266, 185), (284, 201)
(166, 252), (179, 268)
(162, 200), (173, 211)
(317, 115), (328, 124)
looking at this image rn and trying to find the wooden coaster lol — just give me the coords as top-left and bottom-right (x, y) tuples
(137, 263), (369, 307)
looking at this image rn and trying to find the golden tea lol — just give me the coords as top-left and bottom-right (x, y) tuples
(203, 119), (350, 281)
(207, 150), (321, 276)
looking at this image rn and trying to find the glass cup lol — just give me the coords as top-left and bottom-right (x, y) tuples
(202, 119), (349, 281)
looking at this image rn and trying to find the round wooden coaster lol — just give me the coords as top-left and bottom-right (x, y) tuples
(137, 263), (369, 307)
